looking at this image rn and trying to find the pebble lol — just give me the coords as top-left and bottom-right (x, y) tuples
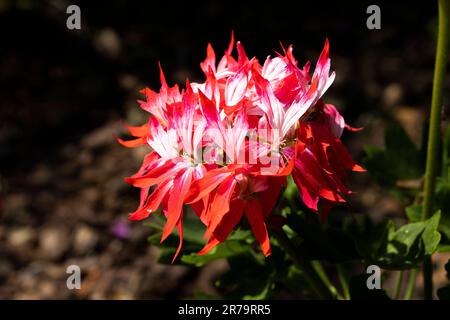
(74, 225), (99, 255)
(383, 83), (403, 107)
(7, 227), (36, 248)
(39, 227), (70, 261)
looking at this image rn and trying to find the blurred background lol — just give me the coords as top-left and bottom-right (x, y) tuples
(0, 0), (449, 299)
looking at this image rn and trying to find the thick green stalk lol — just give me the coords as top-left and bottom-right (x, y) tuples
(421, 0), (450, 300)
(272, 228), (336, 299)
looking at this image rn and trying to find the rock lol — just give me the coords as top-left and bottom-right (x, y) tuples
(80, 187), (100, 205)
(73, 225), (99, 255)
(383, 83), (403, 107)
(39, 227), (70, 261)
(39, 280), (58, 298)
(94, 28), (121, 60)
(7, 227), (36, 248)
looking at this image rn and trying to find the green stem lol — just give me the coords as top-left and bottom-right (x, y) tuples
(310, 261), (342, 299)
(272, 228), (336, 299)
(421, 0), (450, 300)
(392, 271), (404, 300)
(404, 269), (418, 300)
(337, 264), (351, 300)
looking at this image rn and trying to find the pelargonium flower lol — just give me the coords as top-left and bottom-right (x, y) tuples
(118, 34), (363, 262)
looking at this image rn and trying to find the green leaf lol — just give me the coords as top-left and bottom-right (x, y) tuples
(226, 228), (253, 242)
(405, 197), (450, 243)
(153, 242), (204, 265)
(363, 123), (424, 200)
(181, 240), (250, 267)
(435, 178), (450, 241)
(356, 212), (441, 269)
(387, 224), (422, 256)
(145, 214), (206, 265)
(390, 210), (440, 257)
(421, 211), (441, 254)
(145, 213), (206, 245)
(145, 212), (258, 266)
(405, 205), (422, 222)
(216, 254), (276, 300)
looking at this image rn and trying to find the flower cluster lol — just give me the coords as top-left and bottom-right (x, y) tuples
(119, 35), (364, 262)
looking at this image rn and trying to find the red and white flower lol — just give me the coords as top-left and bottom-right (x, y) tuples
(118, 35), (363, 261)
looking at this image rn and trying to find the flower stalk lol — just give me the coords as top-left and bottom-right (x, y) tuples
(337, 264), (350, 300)
(421, 0), (450, 300)
(392, 271), (404, 300)
(404, 269), (418, 300)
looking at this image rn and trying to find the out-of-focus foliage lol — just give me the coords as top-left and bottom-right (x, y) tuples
(363, 123), (425, 201)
